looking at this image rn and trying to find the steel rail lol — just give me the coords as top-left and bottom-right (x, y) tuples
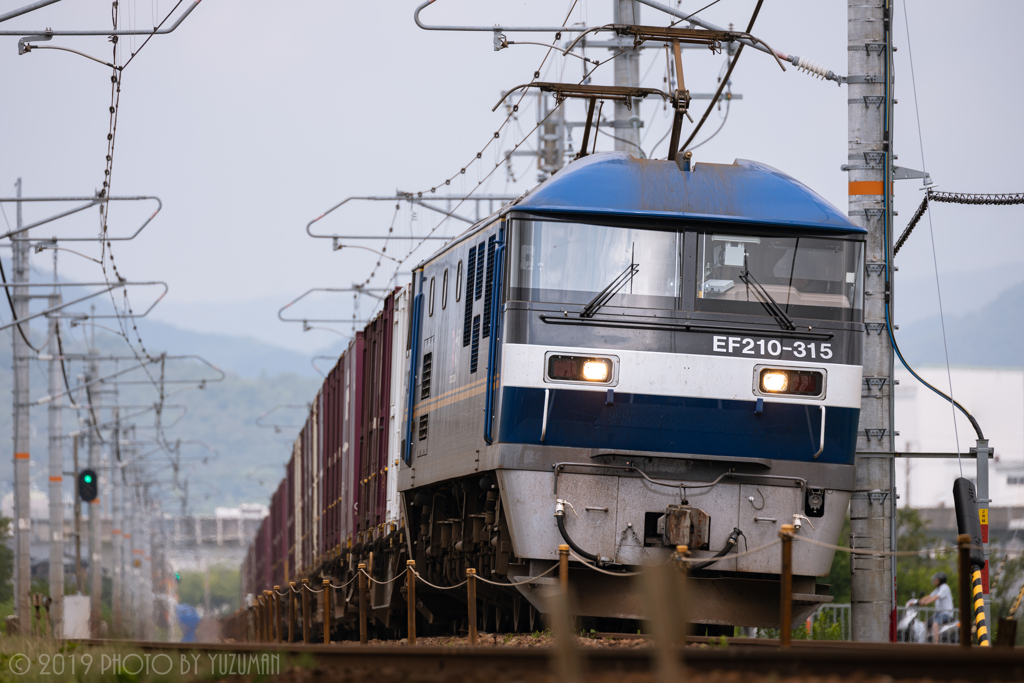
(0, 196), (161, 241)
(68, 638), (1024, 681)
(0, 0), (201, 35)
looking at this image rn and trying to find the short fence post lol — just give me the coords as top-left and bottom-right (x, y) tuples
(260, 593), (268, 643)
(247, 607), (254, 642)
(251, 593), (260, 643)
(779, 524), (794, 649)
(558, 544), (569, 593)
(358, 563), (368, 645)
(323, 580), (331, 645)
(958, 534), (972, 648)
(467, 568), (478, 645)
(407, 560), (417, 645)
(302, 579), (311, 644)
(288, 582), (297, 643)
(273, 586), (282, 643)
(264, 594), (272, 641)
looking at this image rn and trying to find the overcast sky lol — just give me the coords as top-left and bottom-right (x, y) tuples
(2, 0), (1022, 355)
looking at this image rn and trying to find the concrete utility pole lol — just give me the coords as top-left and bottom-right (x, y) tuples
(123, 465), (135, 638)
(848, 0), (894, 642)
(141, 488), (155, 640)
(87, 352), (102, 635)
(11, 177), (32, 628)
(613, 0), (642, 157)
(47, 292), (64, 637)
(538, 95), (565, 177)
(111, 421), (122, 635)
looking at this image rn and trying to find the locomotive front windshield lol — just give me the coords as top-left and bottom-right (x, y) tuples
(697, 233), (864, 322)
(510, 219), (680, 310)
(509, 220), (864, 322)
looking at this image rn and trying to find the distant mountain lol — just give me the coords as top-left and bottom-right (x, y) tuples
(895, 266), (1024, 325)
(897, 280), (1024, 367)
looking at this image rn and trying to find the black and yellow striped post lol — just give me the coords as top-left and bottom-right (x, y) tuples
(972, 566), (991, 647)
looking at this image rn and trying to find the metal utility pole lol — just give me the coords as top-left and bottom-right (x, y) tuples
(46, 293), (64, 637)
(613, 0), (642, 156)
(87, 352), (102, 635)
(848, 0), (893, 642)
(11, 177), (32, 628)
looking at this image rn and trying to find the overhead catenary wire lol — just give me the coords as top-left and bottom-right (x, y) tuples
(0, 243), (39, 353)
(887, 1), (988, 466)
(380, 0), (735, 286)
(677, 0), (763, 156)
(894, 191), (1024, 256)
(902, 0), (962, 467)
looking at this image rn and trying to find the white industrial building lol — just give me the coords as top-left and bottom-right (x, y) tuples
(895, 366), (1024, 512)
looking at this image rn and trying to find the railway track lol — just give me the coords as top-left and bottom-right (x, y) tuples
(75, 637), (1024, 682)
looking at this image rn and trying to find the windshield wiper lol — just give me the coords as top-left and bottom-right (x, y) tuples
(580, 263), (640, 318)
(738, 269), (796, 330)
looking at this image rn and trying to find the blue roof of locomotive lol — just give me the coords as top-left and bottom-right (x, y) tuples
(512, 153), (865, 234)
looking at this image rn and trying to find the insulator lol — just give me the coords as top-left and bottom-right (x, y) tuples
(794, 56), (832, 80)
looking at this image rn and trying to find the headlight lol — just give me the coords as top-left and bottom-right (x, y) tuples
(756, 368), (824, 397)
(761, 371), (788, 393)
(547, 355), (615, 384)
(582, 360), (610, 382)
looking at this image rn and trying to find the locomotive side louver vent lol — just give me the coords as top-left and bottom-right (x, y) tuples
(418, 415), (428, 441)
(483, 235), (496, 338)
(463, 245), (477, 347)
(470, 315), (481, 373)
(421, 352), (432, 400)
(474, 243), (485, 301)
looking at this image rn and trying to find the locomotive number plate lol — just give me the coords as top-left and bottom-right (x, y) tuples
(712, 335), (833, 360)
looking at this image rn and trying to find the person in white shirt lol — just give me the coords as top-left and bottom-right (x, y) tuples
(917, 572), (954, 643)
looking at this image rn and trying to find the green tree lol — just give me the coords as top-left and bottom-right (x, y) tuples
(990, 548), (1024, 621)
(826, 509), (959, 607)
(177, 565), (240, 613)
(895, 508), (957, 606)
(826, 515), (851, 604)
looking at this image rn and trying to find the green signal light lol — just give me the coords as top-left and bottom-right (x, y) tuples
(83, 475), (93, 483)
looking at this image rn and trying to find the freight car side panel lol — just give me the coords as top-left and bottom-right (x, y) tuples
(349, 333), (365, 539)
(385, 287), (410, 526)
(286, 454), (295, 584)
(340, 345), (354, 548)
(324, 361), (336, 554)
(359, 294), (394, 536)
(314, 392), (322, 566)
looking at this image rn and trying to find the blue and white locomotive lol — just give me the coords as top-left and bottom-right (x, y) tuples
(399, 152), (864, 629)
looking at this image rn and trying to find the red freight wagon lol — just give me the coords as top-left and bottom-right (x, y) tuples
(358, 293), (394, 540)
(242, 289), (409, 623)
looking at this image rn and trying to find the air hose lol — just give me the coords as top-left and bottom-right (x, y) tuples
(690, 527), (744, 572)
(554, 499), (601, 564)
(971, 566), (991, 647)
